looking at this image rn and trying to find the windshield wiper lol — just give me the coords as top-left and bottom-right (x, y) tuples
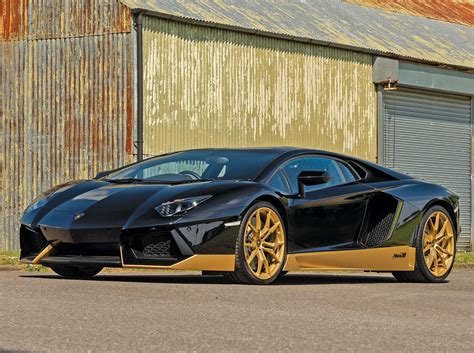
(142, 178), (215, 184)
(103, 178), (144, 184)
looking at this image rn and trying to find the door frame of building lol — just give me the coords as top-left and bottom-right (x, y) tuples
(374, 58), (474, 250)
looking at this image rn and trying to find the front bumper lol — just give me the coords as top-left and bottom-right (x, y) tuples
(20, 219), (240, 271)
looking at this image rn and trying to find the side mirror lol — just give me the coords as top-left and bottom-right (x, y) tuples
(297, 170), (331, 197)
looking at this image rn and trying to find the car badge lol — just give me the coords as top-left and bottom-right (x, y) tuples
(74, 212), (85, 221)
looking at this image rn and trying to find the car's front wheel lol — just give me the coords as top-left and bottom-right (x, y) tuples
(225, 202), (287, 284)
(393, 205), (456, 283)
(50, 265), (103, 279)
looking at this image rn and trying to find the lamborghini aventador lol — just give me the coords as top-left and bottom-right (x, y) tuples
(20, 147), (459, 284)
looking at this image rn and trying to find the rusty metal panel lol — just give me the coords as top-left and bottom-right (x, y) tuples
(142, 17), (377, 161)
(1, 0), (131, 41)
(122, 0), (474, 69)
(0, 33), (135, 250)
(345, 0), (474, 27)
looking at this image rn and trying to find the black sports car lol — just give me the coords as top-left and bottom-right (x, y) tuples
(20, 147), (459, 284)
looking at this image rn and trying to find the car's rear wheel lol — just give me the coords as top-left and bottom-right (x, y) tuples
(50, 265), (103, 279)
(224, 202), (287, 284)
(393, 205), (456, 283)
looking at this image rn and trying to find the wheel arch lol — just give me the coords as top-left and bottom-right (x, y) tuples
(241, 194), (289, 235)
(422, 199), (459, 238)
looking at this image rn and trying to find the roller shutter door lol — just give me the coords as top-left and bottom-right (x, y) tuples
(383, 88), (472, 250)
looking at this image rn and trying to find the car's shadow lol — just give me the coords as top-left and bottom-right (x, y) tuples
(20, 272), (399, 285)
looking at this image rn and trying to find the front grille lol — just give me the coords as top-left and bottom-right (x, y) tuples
(364, 212), (395, 248)
(130, 231), (179, 259)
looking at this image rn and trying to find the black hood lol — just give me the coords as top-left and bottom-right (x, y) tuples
(22, 179), (261, 231)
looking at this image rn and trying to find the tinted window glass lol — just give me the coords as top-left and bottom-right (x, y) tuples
(268, 170), (290, 193)
(107, 150), (281, 182)
(283, 156), (344, 193)
(337, 161), (357, 183)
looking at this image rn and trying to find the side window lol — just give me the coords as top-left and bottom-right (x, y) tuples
(268, 170), (290, 193)
(336, 161), (357, 183)
(282, 156), (345, 193)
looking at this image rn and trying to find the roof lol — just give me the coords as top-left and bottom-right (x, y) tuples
(120, 0), (474, 70)
(344, 0), (474, 27)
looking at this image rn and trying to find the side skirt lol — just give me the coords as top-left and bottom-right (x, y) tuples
(121, 253), (236, 271)
(283, 246), (416, 272)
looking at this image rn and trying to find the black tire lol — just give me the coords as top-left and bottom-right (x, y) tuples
(225, 201), (287, 285)
(50, 265), (103, 279)
(392, 205), (456, 283)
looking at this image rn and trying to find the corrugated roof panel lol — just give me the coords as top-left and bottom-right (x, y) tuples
(345, 0), (474, 27)
(120, 0), (474, 69)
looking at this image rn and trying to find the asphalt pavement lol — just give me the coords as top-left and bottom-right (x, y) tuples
(0, 269), (473, 352)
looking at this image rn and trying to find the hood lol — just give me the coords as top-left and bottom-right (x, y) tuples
(22, 179), (257, 230)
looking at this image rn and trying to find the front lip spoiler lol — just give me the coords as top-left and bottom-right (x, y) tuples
(41, 255), (123, 268)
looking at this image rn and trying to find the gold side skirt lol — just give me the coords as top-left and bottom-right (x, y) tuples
(283, 246), (416, 272)
(121, 254), (236, 271)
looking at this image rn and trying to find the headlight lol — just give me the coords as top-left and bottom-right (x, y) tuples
(24, 182), (76, 213)
(155, 195), (212, 217)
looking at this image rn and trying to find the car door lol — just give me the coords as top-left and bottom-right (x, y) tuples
(283, 156), (374, 252)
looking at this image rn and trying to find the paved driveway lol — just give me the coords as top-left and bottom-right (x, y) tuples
(0, 270), (472, 352)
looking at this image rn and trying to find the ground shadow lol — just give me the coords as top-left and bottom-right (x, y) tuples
(20, 272), (399, 286)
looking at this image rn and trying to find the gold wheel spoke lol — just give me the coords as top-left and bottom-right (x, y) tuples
(255, 250), (263, 276)
(264, 211), (271, 230)
(261, 222), (281, 241)
(439, 253), (447, 269)
(433, 253), (439, 274)
(434, 213), (440, 232)
(248, 224), (258, 235)
(435, 222), (448, 240)
(255, 210), (262, 230)
(262, 252), (271, 274)
(428, 218), (435, 231)
(427, 250), (435, 269)
(247, 249), (258, 264)
(245, 243), (256, 249)
(436, 245), (453, 257)
(436, 234), (453, 244)
(262, 241), (284, 250)
(423, 243), (431, 253)
(262, 247), (280, 264)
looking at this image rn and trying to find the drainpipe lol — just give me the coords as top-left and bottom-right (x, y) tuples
(133, 11), (144, 161)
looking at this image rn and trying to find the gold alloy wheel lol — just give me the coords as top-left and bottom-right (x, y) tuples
(244, 207), (286, 280)
(422, 211), (455, 277)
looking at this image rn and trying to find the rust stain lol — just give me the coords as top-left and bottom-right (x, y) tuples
(1, 0), (131, 42)
(345, 0), (474, 26)
(1, 1), (135, 249)
(0, 0), (28, 40)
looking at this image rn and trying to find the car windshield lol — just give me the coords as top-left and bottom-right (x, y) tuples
(105, 150), (281, 182)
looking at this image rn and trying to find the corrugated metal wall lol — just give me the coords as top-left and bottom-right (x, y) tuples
(383, 88), (472, 250)
(0, 0), (134, 250)
(1, 0), (131, 41)
(142, 18), (377, 160)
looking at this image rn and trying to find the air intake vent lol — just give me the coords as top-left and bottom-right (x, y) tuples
(143, 237), (172, 258)
(364, 213), (395, 248)
(130, 231), (179, 259)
